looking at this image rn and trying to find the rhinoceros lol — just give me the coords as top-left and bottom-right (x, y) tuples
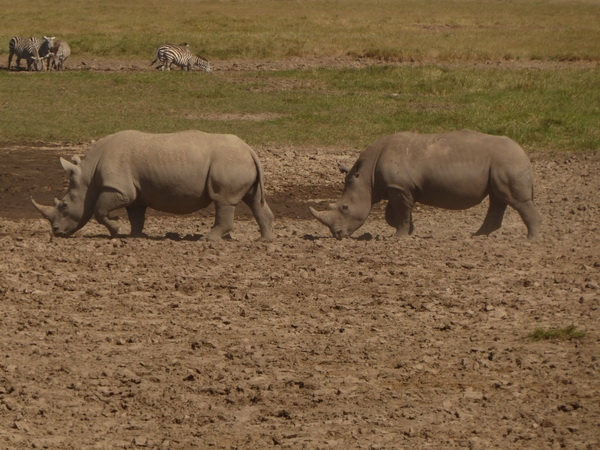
(309, 130), (542, 240)
(32, 130), (275, 241)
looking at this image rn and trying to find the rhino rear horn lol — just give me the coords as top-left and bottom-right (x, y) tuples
(337, 162), (350, 174)
(31, 198), (55, 220)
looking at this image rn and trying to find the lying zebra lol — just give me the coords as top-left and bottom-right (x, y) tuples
(151, 43), (211, 72)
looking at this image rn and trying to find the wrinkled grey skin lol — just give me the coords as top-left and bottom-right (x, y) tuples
(32, 130), (275, 241)
(310, 130), (542, 240)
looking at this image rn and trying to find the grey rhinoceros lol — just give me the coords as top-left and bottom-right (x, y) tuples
(32, 130), (275, 241)
(309, 130), (542, 240)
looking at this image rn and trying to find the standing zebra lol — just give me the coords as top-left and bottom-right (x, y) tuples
(39, 36), (56, 70)
(49, 40), (71, 71)
(8, 36), (44, 71)
(150, 43), (211, 72)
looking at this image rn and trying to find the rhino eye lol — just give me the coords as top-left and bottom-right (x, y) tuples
(341, 204), (349, 212)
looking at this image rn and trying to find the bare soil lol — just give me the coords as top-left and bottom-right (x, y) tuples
(1, 57), (599, 448)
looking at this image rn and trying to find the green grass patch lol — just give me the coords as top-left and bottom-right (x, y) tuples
(1, 65), (598, 151)
(528, 325), (586, 341)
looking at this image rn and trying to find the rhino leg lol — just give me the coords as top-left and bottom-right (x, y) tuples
(475, 195), (507, 236)
(206, 202), (236, 241)
(94, 190), (129, 237)
(385, 187), (414, 238)
(126, 204), (147, 237)
(243, 188), (275, 242)
(511, 200), (542, 241)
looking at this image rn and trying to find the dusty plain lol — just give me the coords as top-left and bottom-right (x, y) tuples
(1, 58), (599, 448)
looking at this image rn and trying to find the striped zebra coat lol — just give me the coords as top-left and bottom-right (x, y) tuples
(8, 36), (44, 71)
(39, 36), (56, 70)
(49, 40), (71, 71)
(151, 44), (211, 72)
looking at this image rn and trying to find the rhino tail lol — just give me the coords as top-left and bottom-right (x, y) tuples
(249, 149), (267, 205)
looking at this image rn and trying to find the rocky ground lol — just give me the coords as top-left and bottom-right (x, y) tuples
(0, 137), (598, 448)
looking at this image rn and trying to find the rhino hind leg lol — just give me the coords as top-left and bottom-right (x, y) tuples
(243, 189), (275, 242)
(94, 190), (130, 237)
(475, 195), (507, 237)
(126, 204), (147, 237)
(511, 200), (542, 241)
(206, 202), (236, 241)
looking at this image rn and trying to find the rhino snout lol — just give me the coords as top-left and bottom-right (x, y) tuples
(53, 228), (66, 237)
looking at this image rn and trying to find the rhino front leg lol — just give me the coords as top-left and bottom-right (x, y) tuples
(206, 202), (236, 241)
(385, 187), (414, 239)
(94, 190), (130, 237)
(126, 204), (147, 237)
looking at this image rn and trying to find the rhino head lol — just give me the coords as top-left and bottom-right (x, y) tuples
(32, 155), (92, 237)
(309, 161), (373, 239)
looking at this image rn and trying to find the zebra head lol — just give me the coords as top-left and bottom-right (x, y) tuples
(43, 36), (56, 48)
(194, 56), (212, 72)
(30, 54), (45, 71)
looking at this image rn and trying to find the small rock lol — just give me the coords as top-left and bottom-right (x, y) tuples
(133, 436), (148, 446)
(464, 387), (484, 400)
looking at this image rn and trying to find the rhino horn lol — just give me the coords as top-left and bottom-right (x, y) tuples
(31, 198), (55, 220)
(337, 162), (350, 174)
(309, 206), (334, 227)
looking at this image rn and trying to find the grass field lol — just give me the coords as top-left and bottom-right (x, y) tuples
(1, 0), (599, 151)
(2, 0), (600, 62)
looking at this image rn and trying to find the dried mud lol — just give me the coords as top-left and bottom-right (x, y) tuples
(1, 139), (598, 449)
(1, 54), (600, 448)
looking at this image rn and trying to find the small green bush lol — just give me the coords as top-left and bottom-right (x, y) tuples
(529, 325), (586, 341)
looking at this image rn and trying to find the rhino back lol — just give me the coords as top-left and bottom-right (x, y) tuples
(92, 130), (257, 214)
(375, 130), (527, 209)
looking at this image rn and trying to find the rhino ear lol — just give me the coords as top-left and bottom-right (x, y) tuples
(60, 157), (81, 177)
(71, 155), (82, 165)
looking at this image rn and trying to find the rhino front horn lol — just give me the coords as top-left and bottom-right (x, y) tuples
(31, 198), (55, 220)
(309, 206), (332, 227)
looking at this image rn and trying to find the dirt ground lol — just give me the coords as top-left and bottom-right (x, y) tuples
(1, 58), (599, 448)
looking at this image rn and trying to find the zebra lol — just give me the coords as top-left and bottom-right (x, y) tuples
(8, 36), (44, 71)
(49, 40), (71, 71)
(39, 36), (56, 70)
(150, 44), (211, 72)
